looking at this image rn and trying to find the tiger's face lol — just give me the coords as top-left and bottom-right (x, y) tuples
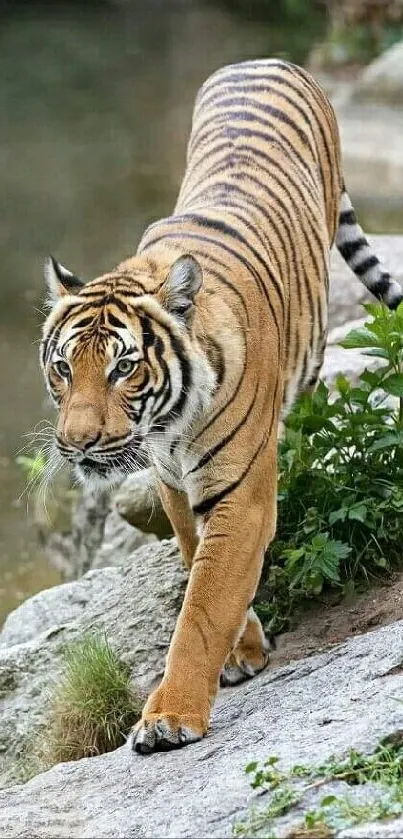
(40, 253), (215, 486)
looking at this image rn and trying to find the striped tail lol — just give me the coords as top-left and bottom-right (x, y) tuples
(336, 189), (403, 310)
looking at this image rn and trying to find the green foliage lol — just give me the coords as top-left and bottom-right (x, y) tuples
(16, 451), (47, 481)
(257, 303), (403, 634)
(235, 741), (403, 837)
(36, 634), (143, 766)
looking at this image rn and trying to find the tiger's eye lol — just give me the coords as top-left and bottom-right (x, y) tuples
(55, 360), (70, 378)
(115, 359), (135, 376)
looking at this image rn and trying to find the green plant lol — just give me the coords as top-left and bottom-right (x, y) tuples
(36, 634), (143, 767)
(16, 451), (47, 481)
(235, 740), (403, 837)
(257, 302), (403, 634)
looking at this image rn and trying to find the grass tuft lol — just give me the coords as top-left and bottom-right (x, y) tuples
(37, 633), (143, 766)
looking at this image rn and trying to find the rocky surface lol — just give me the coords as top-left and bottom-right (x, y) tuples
(324, 43), (403, 201)
(0, 540), (186, 789)
(2, 619), (403, 837)
(114, 469), (170, 538)
(352, 40), (403, 105)
(44, 483), (157, 581)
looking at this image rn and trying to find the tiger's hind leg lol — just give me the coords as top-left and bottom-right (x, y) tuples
(220, 606), (270, 686)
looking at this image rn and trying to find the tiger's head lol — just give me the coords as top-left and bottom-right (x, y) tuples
(40, 253), (215, 486)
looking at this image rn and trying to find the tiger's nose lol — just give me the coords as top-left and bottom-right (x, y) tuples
(67, 428), (101, 451)
(60, 406), (103, 451)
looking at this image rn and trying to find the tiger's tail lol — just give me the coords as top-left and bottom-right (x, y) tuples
(336, 188), (403, 310)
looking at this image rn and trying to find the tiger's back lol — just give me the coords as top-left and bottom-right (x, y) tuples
(140, 59), (343, 415)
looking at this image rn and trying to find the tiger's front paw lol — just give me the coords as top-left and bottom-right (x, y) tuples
(130, 684), (208, 755)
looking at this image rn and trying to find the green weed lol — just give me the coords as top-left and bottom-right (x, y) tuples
(235, 741), (403, 837)
(16, 451), (47, 481)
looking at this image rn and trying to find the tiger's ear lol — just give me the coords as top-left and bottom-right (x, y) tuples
(160, 255), (203, 323)
(44, 256), (84, 307)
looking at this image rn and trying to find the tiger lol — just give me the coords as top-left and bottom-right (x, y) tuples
(40, 58), (403, 754)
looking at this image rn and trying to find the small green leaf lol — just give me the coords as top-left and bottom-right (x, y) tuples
(339, 328), (379, 349)
(321, 794), (338, 807)
(382, 373), (403, 397)
(245, 761), (258, 774)
(329, 507), (347, 525)
(368, 431), (403, 452)
(348, 504), (368, 523)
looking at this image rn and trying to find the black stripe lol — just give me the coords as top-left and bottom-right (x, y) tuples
(107, 311), (127, 329)
(205, 336), (225, 389)
(170, 212), (285, 316)
(199, 81), (325, 166)
(389, 292), (403, 310)
(185, 178), (293, 282)
(354, 256), (379, 278)
(141, 229), (281, 339)
(109, 296), (131, 316)
(139, 315), (156, 354)
(153, 330), (191, 426)
(285, 63), (337, 201)
(339, 209), (356, 226)
(194, 95), (312, 149)
(191, 113), (313, 175)
(199, 61), (289, 98)
(193, 354), (245, 444)
(71, 316), (95, 329)
(190, 252), (250, 325)
(173, 213), (284, 324)
(186, 377), (259, 476)
(338, 237), (367, 262)
(193, 377), (280, 516)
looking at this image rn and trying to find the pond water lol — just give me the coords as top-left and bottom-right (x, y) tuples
(0, 0), (401, 624)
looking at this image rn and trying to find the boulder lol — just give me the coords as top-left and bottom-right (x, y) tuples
(44, 483), (157, 581)
(0, 540), (186, 789)
(352, 41), (403, 104)
(1, 619), (403, 837)
(114, 469), (171, 538)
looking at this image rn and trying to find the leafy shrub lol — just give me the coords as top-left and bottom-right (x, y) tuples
(257, 302), (403, 633)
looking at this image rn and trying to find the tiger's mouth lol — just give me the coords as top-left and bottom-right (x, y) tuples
(72, 444), (149, 486)
(78, 457), (110, 478)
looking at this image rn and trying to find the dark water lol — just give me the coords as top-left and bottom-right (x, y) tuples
(0, 0), (399, 623)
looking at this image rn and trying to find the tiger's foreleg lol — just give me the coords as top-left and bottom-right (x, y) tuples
(157, 479), (199, 570)
(132, 440), (277, 754)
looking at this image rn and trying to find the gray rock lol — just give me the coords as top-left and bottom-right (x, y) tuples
(114, 469), (171, 539)
(352, 41), (403, 105)
(0, 539), (186, 789)
(45, 483), (155, 581)
(2, 620), (403, 836)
